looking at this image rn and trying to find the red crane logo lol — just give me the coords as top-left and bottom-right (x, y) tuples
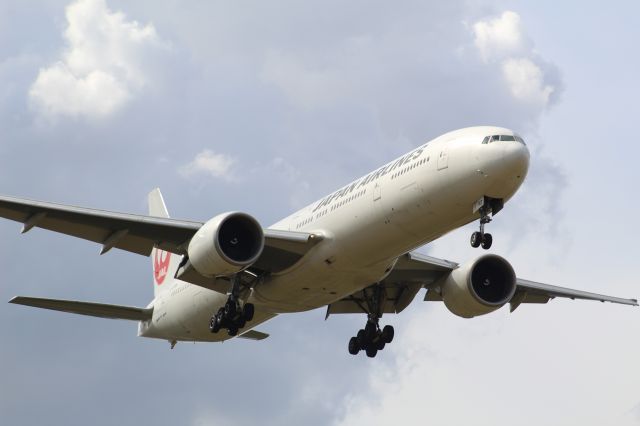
(154, 250), (171, 285)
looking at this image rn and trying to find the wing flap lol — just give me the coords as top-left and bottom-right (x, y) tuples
(9, 296), (153, 321)
(237, 330), (269, 340)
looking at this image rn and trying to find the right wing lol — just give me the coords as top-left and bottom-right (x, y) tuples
(9, 296), (153, 321)
(0, 193), (322, 275)
(0, 194), (202, 256)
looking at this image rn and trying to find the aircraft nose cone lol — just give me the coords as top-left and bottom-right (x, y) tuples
(481, 141), (530, 199)
(503, 141), (530, 178)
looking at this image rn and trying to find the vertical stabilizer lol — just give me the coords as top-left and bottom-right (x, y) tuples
(148, 188), (170, 218)
(148, 188), (182, 297)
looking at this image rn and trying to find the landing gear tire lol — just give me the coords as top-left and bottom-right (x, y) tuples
(209, 317), (218, 333)
(350, 321), (395, 357)
(481, 233), (493, 250)
(209, 309), (223, 333)
(356, 329), (367, 348)
(381, 325), (394, 344)
(225, 301), (237, 317)
(348, 337), (360, 355)
(211, 299), (251, 336)
(364, 322), (377, 340)
(236, 318), (247, 329)
(243, 303), (255, 322)
(470, 231), (482, 248)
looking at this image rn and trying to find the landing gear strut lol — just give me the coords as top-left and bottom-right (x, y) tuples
(471, 199), (494, 250)
(209, 275), (255, 336)
(347, 285), (394, 358)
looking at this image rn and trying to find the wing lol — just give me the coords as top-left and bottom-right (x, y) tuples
(0, 194), (322, 275)
(326, 251), (637, 316)
(9, 296), (153, 321)
(510, 278), (638, 311)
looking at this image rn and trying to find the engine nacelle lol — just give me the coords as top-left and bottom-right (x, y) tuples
(441, 254), (516, 318)
(187, 212), (264, 277)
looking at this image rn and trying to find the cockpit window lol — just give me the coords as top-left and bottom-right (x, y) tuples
(482, 134), (526, 145)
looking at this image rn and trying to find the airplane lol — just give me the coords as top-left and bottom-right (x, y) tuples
(2, 126), (637, 358)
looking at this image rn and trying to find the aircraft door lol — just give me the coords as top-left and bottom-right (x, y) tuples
(372, 182), (389, 224)
(437, 146), (449, 170)
(373, 183), (382, 201)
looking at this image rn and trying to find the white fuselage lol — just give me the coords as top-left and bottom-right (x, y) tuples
(140, 126), (530, 342)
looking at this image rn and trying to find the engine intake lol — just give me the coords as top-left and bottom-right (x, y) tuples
(441, 254), (516, 318)
(187, 212), (264, 277)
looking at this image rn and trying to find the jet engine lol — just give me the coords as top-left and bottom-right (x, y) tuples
(187, 212), (264, 277)
(441, 254), (516, 318)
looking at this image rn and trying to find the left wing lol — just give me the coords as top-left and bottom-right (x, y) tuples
(326, 251), (637, 316)
(0, 194), (322, 274)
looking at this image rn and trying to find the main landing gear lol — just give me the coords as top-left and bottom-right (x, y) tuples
(347, 285), (394, 358)
(470, 202), (493, 250)
(348, 314), (394, 358)
(209, 275), (255, 337)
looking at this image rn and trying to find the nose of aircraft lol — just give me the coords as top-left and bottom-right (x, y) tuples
(503, 140), (530, 177)
(480, 140), (530, 199)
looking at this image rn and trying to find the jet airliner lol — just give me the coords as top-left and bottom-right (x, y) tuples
(2, 126), (636, 357)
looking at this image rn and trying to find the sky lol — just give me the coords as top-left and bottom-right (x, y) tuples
(0, 1), (638, 425)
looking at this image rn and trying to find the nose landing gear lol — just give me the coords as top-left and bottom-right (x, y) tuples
(470, 210), (492, 250)
(470, 197), (502, 250)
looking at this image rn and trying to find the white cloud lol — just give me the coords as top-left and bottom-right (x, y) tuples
(179, 149), (235, 181)
(29, 0), (165, 120)
(333, 295), (640, 426)
(260, 50), (350, 110)
(473, 11), (526, 63)
(502, 57), (555, 107)
(472, 11), (558, 108)
(267, 157), (313, 208)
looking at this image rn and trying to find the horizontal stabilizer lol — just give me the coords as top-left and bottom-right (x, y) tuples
(9, 296), (153, 321)
(237, 330), (269, 340)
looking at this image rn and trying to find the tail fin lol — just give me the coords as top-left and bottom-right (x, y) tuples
(148, 188), (182, 297)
